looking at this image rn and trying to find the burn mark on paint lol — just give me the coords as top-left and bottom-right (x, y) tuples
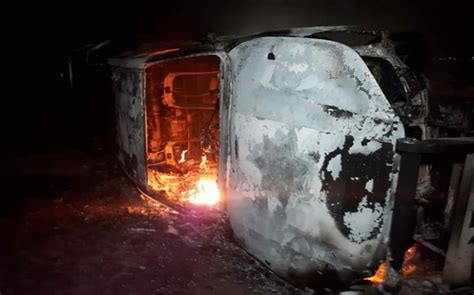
(322, 105), (354, 119)
(361, 137), (371, 146)
(252, 131), (309, 194)
(320, 135), (394, 241)
(308, 151), (321, 163)
(234, 138), (239, 159)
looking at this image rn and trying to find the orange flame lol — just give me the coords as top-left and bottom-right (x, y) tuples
(365, 244), (420, 284)
(148, 150), (220, 207)
(178, 150), (187, 163)
(366, 262), (387, 284)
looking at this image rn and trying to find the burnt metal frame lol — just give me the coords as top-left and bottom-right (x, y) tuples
(388, 137), (474, 275)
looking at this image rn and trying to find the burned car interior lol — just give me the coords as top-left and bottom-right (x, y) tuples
(145, 55), (222, 206)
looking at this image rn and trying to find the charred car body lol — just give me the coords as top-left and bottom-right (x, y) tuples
(85, 27), (472, 287)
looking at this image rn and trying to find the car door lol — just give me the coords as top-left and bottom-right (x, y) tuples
(226, 36), (405, 283)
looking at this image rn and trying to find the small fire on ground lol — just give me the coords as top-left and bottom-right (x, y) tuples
(365, 243), (420, 284)
(148, 151), (221, 207)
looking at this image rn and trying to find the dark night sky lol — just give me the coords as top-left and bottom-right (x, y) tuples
(5, 0), (474, 148)
(13, 0), (474, 56)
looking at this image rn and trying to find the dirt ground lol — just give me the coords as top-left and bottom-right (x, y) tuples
(1, 148), (470, 295)
(1, 149), (306, 295)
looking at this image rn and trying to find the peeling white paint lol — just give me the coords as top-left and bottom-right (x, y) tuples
(327, 154), (342, 180)
(349, 140), (383, 155)
(343, 197), (384, 243)
(365, 179), (374, 193)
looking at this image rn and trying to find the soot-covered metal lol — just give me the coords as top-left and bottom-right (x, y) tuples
(226, 36), (405, 285)
(111, 67), (147, 185)
(108, 27), (436, 286)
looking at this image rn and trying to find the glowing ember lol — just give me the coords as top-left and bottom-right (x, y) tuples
(401, 243), (419, 276)
(189, 178), (220, 206)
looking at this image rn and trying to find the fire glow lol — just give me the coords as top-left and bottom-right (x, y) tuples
(148, 151), (221, 207)
(188, 154), (220, 206)
(189, 178), (220, 206)
(365, 244), (419, 284)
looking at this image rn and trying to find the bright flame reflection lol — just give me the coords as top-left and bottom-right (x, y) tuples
(189, 178), (220, 206)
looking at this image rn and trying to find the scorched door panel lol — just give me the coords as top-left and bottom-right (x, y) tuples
(226, 36), (405, 283)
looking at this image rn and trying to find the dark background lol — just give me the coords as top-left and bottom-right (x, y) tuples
(3, 0), (473, 202)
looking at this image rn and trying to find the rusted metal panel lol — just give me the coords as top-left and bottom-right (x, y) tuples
(226, 37), (405, 284)
(111, 67), (147, 186)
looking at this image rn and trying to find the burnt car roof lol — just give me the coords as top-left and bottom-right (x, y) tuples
(108, 26), (386, 68)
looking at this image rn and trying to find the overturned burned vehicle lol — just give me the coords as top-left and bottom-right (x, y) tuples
(104, 27), (473, 288)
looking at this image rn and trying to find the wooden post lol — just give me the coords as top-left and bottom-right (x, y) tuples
(443, 154), (474, 286)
